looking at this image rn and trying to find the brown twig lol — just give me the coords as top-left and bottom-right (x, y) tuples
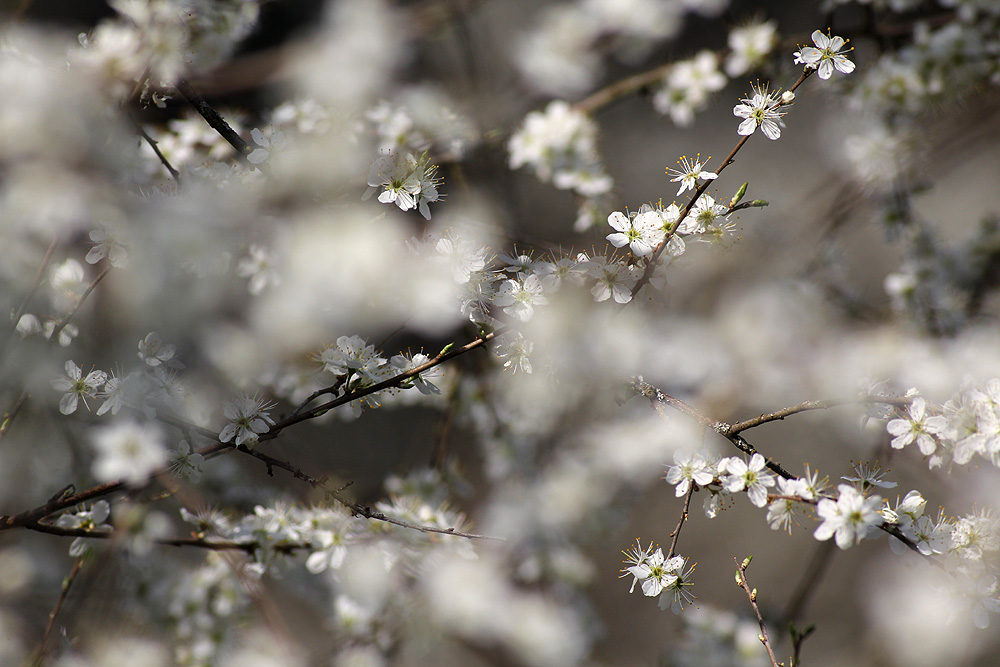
(729, 394), (914, 434)
(734, 556), (782, 667)
(630, 378), (795, 480)
(728, 398), (852, 434)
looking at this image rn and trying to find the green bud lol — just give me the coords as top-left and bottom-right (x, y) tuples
(731, 182), (748, 206)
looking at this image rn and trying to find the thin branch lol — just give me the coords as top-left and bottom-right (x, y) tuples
(33, 556), (85, 665)
(24, 521), (284, 552)
(666, 484), (695, 559)
(728, 398), (852, 434)
(734, 556), (782, 667)
(285, 373), (348, 420)
(728, 394), (914, 434)
(49, 265), (112, 343)
(1, 234), (59, 355)
(630, 378), (795, 479)
(0, 480), (125, 531)
(175, 78), (252, 165)
(129, 111), (181, 183)
(0, 390), (28, 442)
(574, 61), (676, 115)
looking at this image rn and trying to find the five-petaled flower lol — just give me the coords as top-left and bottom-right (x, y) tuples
(794, 29), (855, 80)
(666, 154), (718, 196)
(733, 82), (786, 140)
(52, 360), (107, 415)
(219, 394), (276, 448)
(814, 484), (884, 549)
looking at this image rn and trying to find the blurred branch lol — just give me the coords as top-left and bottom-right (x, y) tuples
(1, 234), (58, 354)
(49, 265), (112, 343)
(129, 112), (181, 183)
(32, 555), (85, 665)
(780, 539), (835, 629)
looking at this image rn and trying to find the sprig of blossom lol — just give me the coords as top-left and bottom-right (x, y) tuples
(169, 440), (206, 482)
(624, 546), (685, 597)
(842, 461), (897, 490)
(586, 254), (637, 304)
(880, 490), (951, 555)
(766, 476), (808, 533)
(137, 332), (183, 369)
(86, 227), (129, 268)
(246, 126), (286, 165)
(653, 51), (727, 126)
(657, 556), (696, 613)
(236, 244), (280, 296)
(493, 331), (534, 374)
(679, 193), (730, 235)
(317, 335), (385, 382)
(389, 352), (443, 395)
(621, 543), (696, 613)
(508, 101), (612, 201)
(492, 274), (549, 322)
(794, 29), (855, 80)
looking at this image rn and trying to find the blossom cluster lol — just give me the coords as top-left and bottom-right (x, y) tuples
(74, 0), (263, 95)
(651, 445), (1000, 627)
(508, 101), (613, 230)
(621, 541), (696, 613)
(886, 380), (1000, 468)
